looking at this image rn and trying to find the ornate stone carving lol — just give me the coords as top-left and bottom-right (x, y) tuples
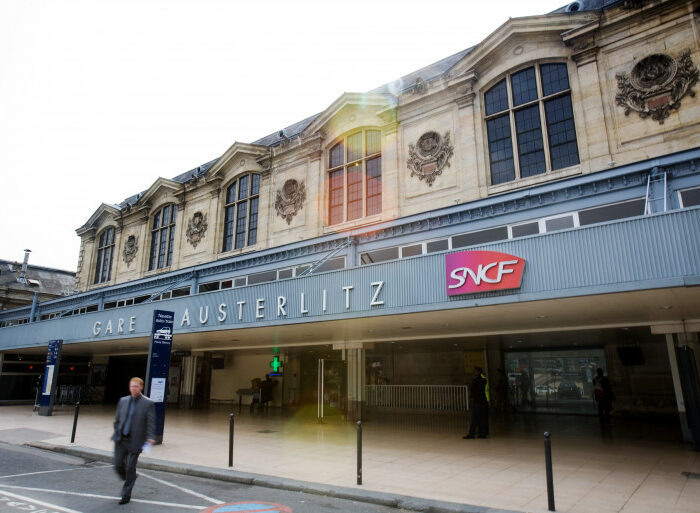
(409, 77), (427, 95)
(615, 50), (698, 124)
(407, 131), (454, 186)
(122, 235), (138, 267)
(186, 211), (208, 248)
(275, 179), (306, 224)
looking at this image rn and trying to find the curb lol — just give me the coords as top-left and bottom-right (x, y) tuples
(26, 442), (524, 513)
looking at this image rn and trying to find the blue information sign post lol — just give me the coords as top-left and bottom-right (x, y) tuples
(38, 339), (63, 416)
(145, 310), (174, 444)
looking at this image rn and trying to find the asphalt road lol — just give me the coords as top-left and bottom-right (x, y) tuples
(0, 443), (408, 513)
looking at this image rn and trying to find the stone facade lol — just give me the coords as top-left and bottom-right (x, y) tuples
(74, 0), (699, 292)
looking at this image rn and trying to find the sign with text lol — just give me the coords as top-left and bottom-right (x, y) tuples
(445, 251), (525, 296)
(39, 339), (63, 416)
(145, 310), (174, 443)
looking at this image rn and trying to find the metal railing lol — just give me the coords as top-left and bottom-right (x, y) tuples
(365, 385), (469, 412)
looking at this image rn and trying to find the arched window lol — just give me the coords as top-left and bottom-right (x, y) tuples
(93, 227), (115, 284)
(328, 129), (382, 225)
(484, 62), (579, 186)
(223, 174), (260, 251)
(149, 204), (177, 270)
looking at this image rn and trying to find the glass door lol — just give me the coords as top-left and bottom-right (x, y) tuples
(317, 359), (347, 421)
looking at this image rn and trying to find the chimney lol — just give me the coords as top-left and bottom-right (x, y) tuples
(18, 249), (31, 283)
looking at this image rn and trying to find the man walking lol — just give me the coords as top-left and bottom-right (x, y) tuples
(593, 368), (614, 424)
(112, 377), (155, 504)
(464, 366), (490, 439)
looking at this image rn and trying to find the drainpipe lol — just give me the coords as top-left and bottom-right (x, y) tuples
(29, 292), (39, 323)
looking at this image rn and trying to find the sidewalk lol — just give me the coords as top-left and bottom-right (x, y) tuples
(1, 404), (699, 513)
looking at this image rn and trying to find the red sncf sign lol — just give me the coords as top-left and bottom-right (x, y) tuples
(445, 250), (525, 296)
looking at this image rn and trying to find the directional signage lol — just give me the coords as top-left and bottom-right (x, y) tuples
(198, 502), (293, 513)
(38, 339), (63, 416)
(145, 310), (174, 444)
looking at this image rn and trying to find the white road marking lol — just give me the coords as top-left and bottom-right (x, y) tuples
(0, 485), (204, 510)
(0, 488), (83, 513)
(0, 465), (112, 480)
(137, 470), (224, 504)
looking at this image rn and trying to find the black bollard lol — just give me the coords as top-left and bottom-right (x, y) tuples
(356, 420), (362, 485)
(544, 432), (555, 511)
(70, 401), (80, 444)
(228, 413), (234, 467)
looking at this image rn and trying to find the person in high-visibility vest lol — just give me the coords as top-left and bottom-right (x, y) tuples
(463, 366), (490, 439)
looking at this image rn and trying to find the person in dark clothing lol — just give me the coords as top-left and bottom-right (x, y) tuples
(464, 367), (490, 439)
(111, 377), (156, 505)
(592, 368), (614, 424)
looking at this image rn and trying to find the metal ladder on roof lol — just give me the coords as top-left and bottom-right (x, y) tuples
(644, 169), (667, 215)
(297, 237), (353, 277)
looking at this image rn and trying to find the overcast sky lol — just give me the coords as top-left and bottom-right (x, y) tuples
(0, 0), (566, 272)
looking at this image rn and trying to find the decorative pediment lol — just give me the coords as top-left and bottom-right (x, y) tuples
(303, 92), (397, 137)
(76, 203), (121, 237)
(447, 14), (597, 81)
(137, 177), (181, 206)
(207, 142), (268, 180)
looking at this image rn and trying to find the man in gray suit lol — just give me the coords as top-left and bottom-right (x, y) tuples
(111, 377), (156, 505)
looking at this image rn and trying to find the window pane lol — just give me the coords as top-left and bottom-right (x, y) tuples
(545, 94), (579, 170)
(401, 244), (423, 257)
(578, 199), (645, 225)
(485, 79), (509, 116)
(452, 226), (509, 248)
(238, 175), (249, 201)
(541, 63), (570, 96)
(170, 204), (177, 224)
(366, 130), (381, 155)
(149, 231), (158, 270)
(278, 268), (293, 279)
(347, 164), (363, 221)
(511, 67), (537, 106)
(511, 222), (539, 238)
(235, 202), (248, 249)
(223, 205), (235, 251)
(329, 169), (344, 225)
(680, 187), (700, 207)
(158, 229), (168, 268)
(166, 225), (175, 266)
(316, 256), (345, 272)
(545, 215), (574, 232)
(251, 174), (260, 196)
(94, 248), (102, 283)
(162, 205), (171, 226)
(233, 277), (247, 287)
(226, 182), (236, 204)
(487, 115), (515, 185)
(248, 197), (259, 246)
(347, 132), (362, 163)
(360, 247), (398, 265)
(426, 239), (449, 253)
(330, 142), (344, 168)
(152, 211), (161, 229)
(366, 156), (382, 216)
(248, 270), (277, 284)
(515, 105), (545, 178)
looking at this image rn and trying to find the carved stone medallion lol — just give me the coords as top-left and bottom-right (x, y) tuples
(122, 235), (138, 267)
(186, 211), (208, 248)
(615, 50), (698, 124)
(275, 179), (306, 225)
(407, 131), (454, 186)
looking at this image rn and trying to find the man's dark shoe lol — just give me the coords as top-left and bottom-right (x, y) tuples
(462, 435), (475, 439)
(119, 497), (130, 505)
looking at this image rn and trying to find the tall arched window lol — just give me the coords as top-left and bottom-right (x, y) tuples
(328, 129), (382, 225)
(223, 174), (260, 251)
(93, 227), (115, 284)
(149, 204), (177, 270)
(484, 62), (579, 186)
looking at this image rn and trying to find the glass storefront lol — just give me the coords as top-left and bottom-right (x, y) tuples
(504, 348), (606, 414)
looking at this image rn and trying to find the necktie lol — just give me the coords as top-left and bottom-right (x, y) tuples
(122, 398), (136, 436)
